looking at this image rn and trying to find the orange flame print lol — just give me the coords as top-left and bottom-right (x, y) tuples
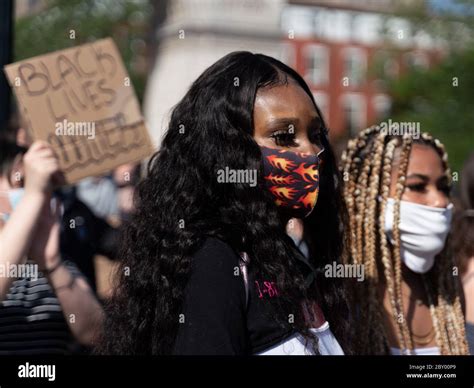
(275, 199), (285, 207)
(293, 163), (318, 183)
(269, 186), (298, 200)
(266, 155), (296, 173)
(264, 173), (295, 185)
(297, 189), (319, 209)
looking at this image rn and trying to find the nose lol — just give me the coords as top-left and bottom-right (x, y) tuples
(426, 187), (449, 208)
(299, 140), (323, 156)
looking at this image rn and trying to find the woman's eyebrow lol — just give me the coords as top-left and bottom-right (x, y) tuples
(406, 173), (429, 181)
(266, 117), (300, 128)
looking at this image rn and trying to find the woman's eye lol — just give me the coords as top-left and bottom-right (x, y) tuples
(439, 184), (452, 195)
(407, 183), (426, 193)
(271, 131), (297, 147)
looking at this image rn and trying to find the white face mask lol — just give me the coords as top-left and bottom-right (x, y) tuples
(384, 198), (453, 274)
(0, 188), (25, 221)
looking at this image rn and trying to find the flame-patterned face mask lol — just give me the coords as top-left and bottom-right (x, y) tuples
(260, 146), (322, 219)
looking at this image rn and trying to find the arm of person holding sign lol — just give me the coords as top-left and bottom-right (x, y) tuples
(0, 141), (59, 300)
(0, 141), (104, 346)
(32, 195), (105, 346)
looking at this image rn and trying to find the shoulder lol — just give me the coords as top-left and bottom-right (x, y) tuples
(185, 237), (246, 302)
(191, 237), (242, 273)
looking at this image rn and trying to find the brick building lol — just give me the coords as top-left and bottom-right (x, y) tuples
(280, 0), (446, 142)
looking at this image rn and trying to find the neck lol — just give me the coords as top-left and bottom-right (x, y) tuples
(401, 263), (423, 283)
(278, 210), (293, 226)
(400, 263), (429, 302)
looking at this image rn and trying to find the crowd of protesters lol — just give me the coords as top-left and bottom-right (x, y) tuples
(0, 120), (136, 354)
(0, 52), (473, 356)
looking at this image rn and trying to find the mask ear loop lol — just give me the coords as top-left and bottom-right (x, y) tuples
(315, 125), (329, 164)
(316, 147), (325, 169)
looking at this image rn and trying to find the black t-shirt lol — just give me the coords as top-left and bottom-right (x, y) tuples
(172, 237), (297, 355)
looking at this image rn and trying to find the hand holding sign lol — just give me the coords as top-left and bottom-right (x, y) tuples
(4, 38), (154, 183)
(23, 141), (65, 194)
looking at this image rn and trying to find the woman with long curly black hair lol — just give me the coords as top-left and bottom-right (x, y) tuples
(98, 52), (352, 355)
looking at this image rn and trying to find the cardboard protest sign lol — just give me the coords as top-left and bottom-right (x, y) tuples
(4, 38), (154, 183)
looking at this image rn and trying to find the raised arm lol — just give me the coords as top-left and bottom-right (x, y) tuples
(0, 141), (61, 300)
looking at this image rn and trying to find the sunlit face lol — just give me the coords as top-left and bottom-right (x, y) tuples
(390, 144), (450, 208)
(252, 80), (324, 156)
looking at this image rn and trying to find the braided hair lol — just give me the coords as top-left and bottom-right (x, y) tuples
(341, 125), (468, 355)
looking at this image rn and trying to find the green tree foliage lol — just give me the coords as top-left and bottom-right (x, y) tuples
(14, 0), (152, 101)
(389, 48), (474, 174)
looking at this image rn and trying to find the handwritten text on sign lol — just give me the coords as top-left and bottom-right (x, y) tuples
(4, 38), (153, 183)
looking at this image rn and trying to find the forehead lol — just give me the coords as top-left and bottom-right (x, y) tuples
(254, 81), (317, 119)
(406, 143), (445, 175)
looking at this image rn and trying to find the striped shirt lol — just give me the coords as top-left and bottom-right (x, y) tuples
(0, 260), (81, 355)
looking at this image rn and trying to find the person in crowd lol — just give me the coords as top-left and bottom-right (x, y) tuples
(76, 176), (120, 220)
(58, 186), (121, 294)
(99, 52), (353, 355)
(3, 114), (123, 293)
(450, 152), (474, 354)
(76, 163), (139, 222)
(341, 126), (469, 355)
(0, 140), (104, 354)
(1, 137), (121, 294)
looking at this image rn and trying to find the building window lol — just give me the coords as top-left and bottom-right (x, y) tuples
(373, 94), (392, 121)
(313, 92), (328, 122)
(342, 47), (366, 87)
(281, 6), (315, 38)
(313, 8), (330, 39)
(353, 13), (383, 45)
(373, 50), (399, 79)
(342, 93), (366, 136)
(304, 44), (329, 86)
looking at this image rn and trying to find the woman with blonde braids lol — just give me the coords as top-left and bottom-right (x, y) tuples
(341, 125), (469, 355)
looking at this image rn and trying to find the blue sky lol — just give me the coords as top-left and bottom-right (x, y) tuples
(429, 0), (473, 14)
